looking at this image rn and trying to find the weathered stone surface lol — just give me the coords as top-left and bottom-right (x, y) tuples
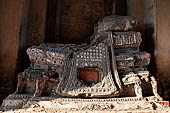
(96, 15), (137, 32)
(11, 16), (158, 99)
(116, 52), (151, 69)
(46, 0), (116, 43)
(113, 31), (142, 48)
(26, 0), (47, 46)
(127, 0), (170, 100)
(61, 0), (107, 43)
(0, 0), (23, 103)
(2, 95), (170, 112)
(127, 0), (145, 49)
(20, 38), (121, 98)
(156, 0), (170, 100)
(2, 15), (164, 112)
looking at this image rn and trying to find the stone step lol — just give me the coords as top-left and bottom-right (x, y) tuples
(2, 94), (169, 112)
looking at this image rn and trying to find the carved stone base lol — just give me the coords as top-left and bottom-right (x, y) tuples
(2, 94), (32, 110)
(2, 94), (169, 112)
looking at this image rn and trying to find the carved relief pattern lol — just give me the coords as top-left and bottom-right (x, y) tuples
(6, 15), (162, 101)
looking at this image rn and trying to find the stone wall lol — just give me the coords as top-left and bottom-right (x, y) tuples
(26, 0), (47, 46)
(46, 0), (116, 43)
(0, 0), (23, 103)
(156, 0), (170, 99)
(127, 0), (170, 100)
(17, 0), (47, 72)
(0, 0), (47, 103)
(61, 0), (108, 43)
(127, 0), (145, 50)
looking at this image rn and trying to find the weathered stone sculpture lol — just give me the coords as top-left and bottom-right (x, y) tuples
(14, 33), (122, 97)
(13, 15), (161, 98)
(96, 15), (137, 32)
(2, 15), (165, 111)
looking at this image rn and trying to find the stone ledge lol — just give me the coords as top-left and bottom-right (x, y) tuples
(2, 108), (170, 113)
(1, 94), (170, 113)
